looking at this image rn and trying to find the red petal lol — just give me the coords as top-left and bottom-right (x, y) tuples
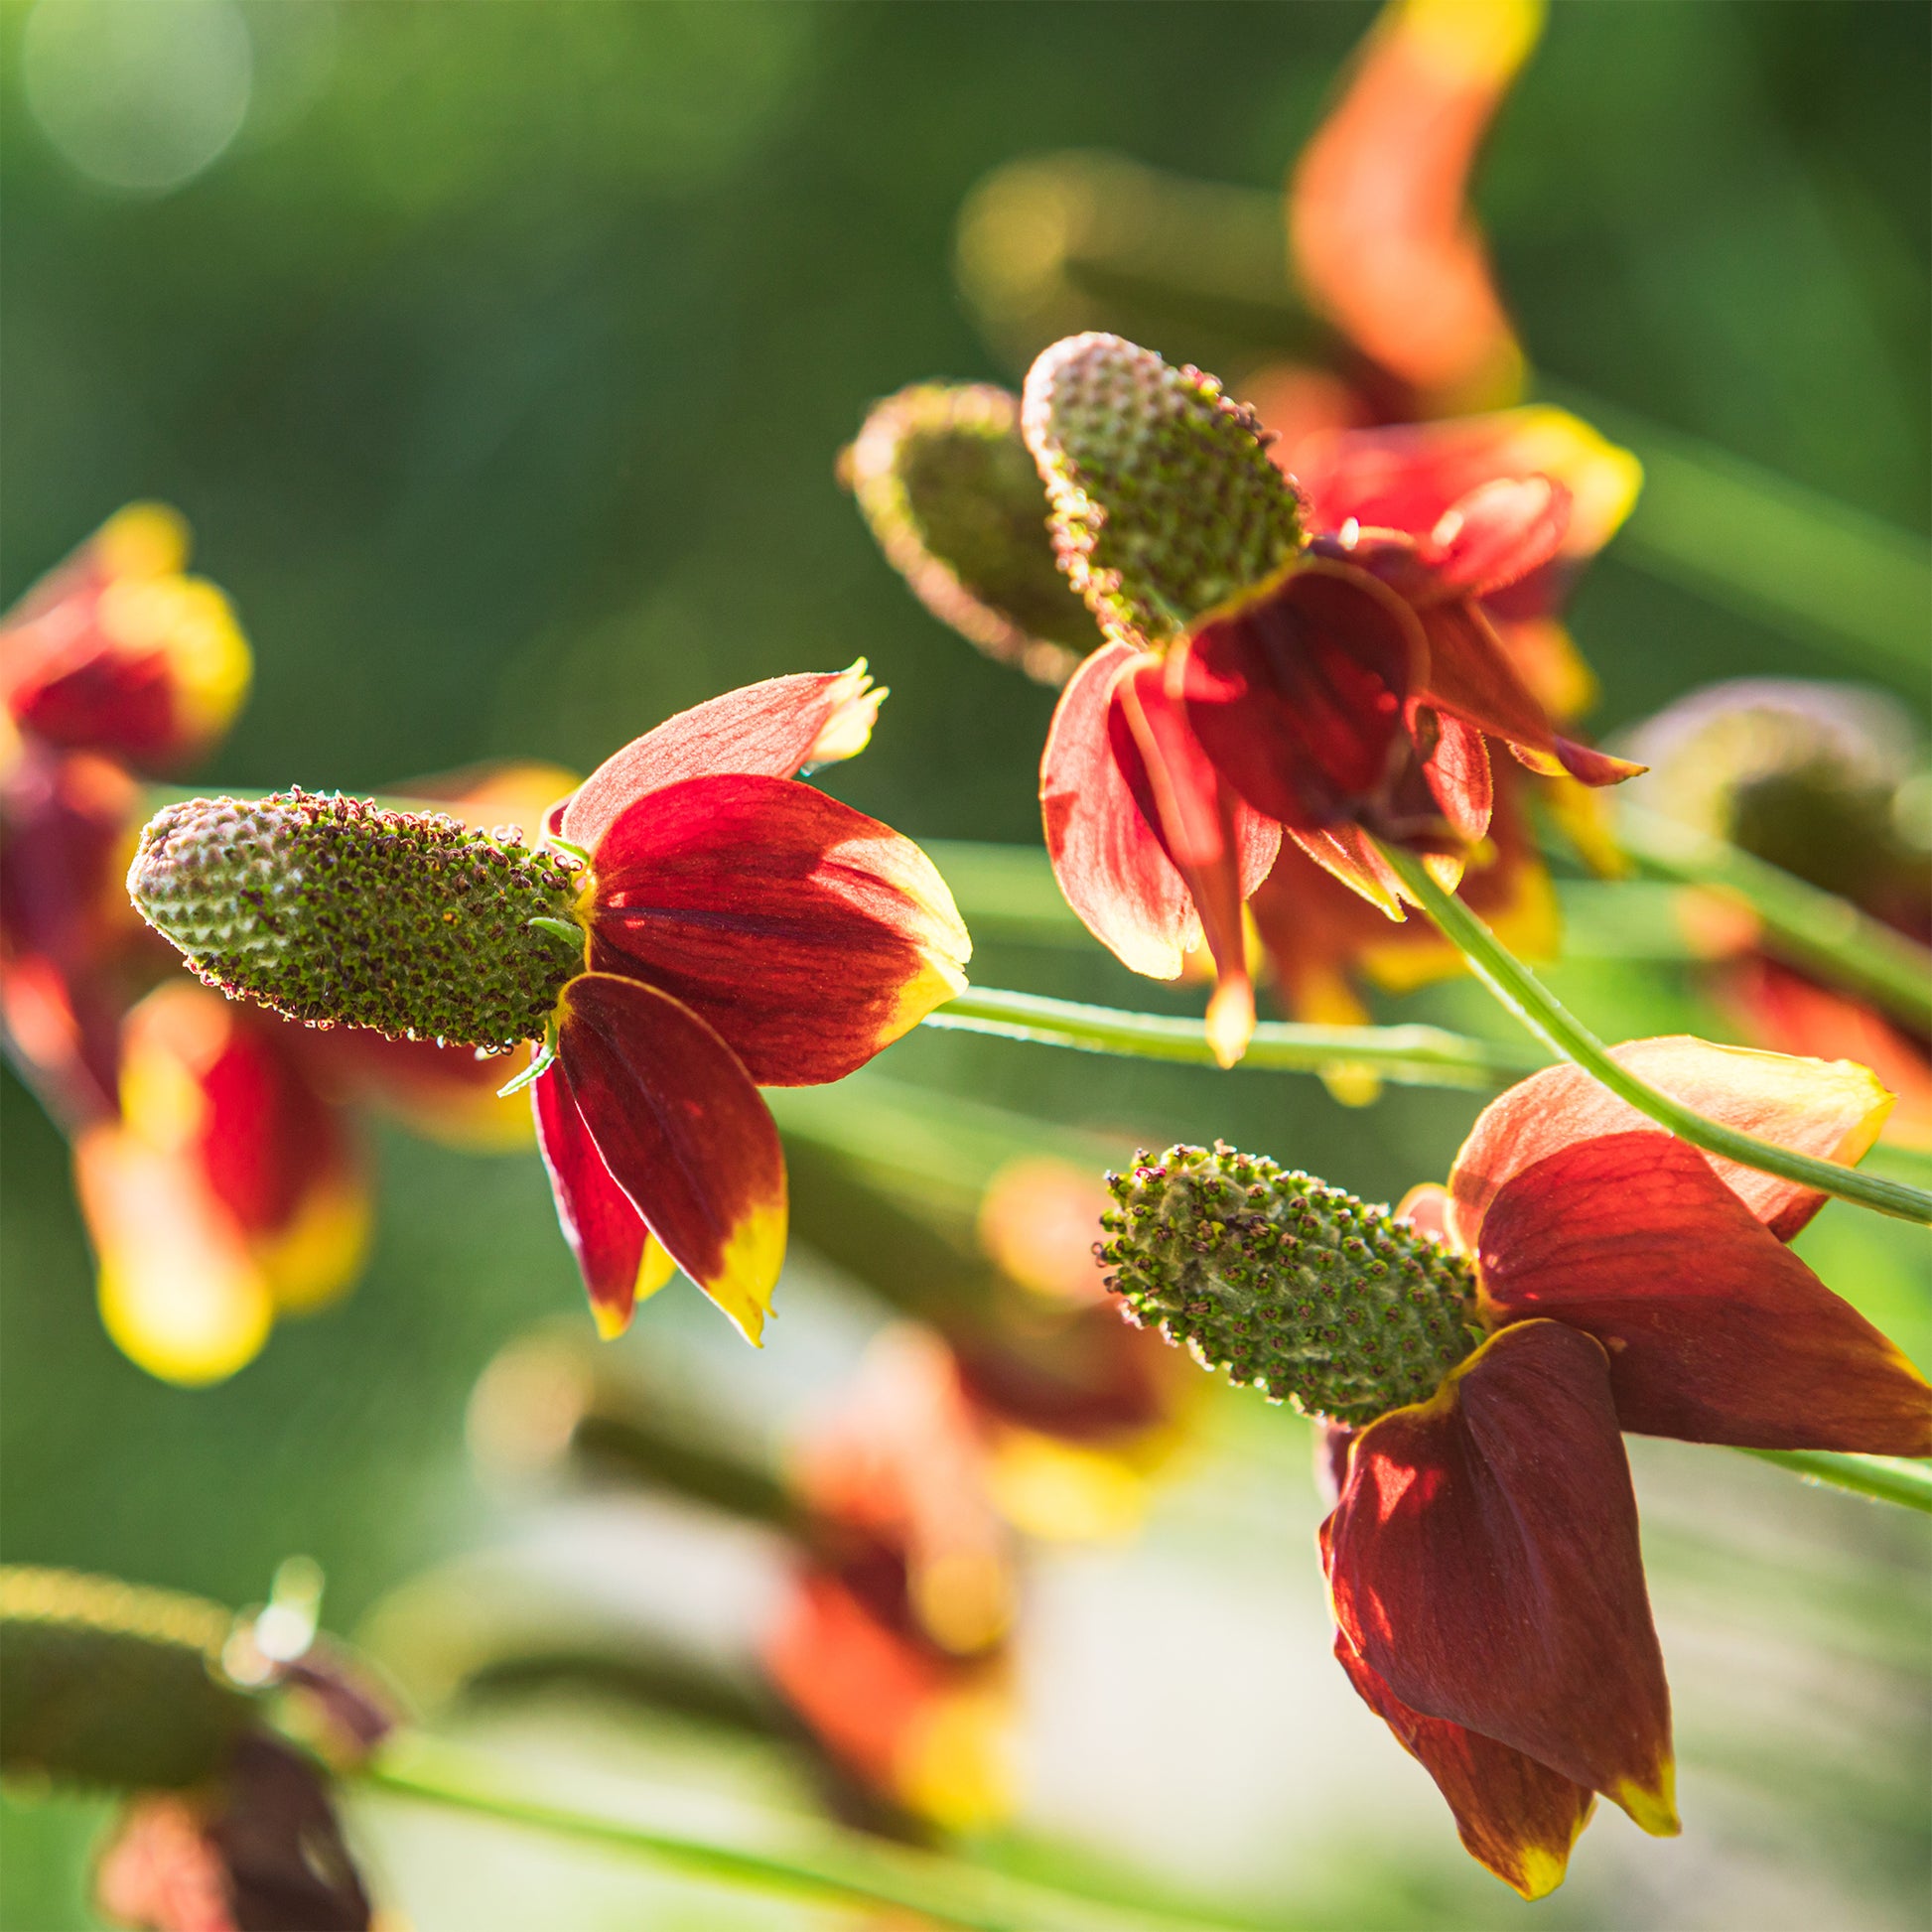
(560, 667), (883, 849)
(1449, 1035), (1897, 1248)
(1331, 1636), (1594, 1899)
(1477, 1132), (1932, 1452)
(531, 1059), (653, 1338)
(556, 974), (785, 1344)
(1180, 561), (1423, 831)
(1039, 642), (1198, 979)
(1326, 1320), (1677, 1836)
(590, 773), (969, 1086)
(1287, 824), (1408, 918)
(1422, 478), (1571, 599)
(1414, 706), (1491, 843)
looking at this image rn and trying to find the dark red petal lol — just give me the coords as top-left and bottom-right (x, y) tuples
(1287, 824), (1408, 918)
(1040, 642), (1198, 979)
(590, 773), (969, 1086)
(561, 667), (882, 849)
(1449, 1035), (1897, 1248)
(1477, 1132), (1932, 1452)
(1181, 561), (1423, 831)
(532, 1058), (653, 1338)
(1326, 1320), (1677, 1837)
(1422, 477), (1572, 599)
(557, 974), (785, 1344)
(1414, 705), (1491, 844)
(1331, 1636), (1594, 1899)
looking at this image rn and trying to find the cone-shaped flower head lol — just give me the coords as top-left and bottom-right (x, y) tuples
(126, 668), (971, 1350)
(845, 382), (1104, 686)
(1099, 1037), (1931, 1897)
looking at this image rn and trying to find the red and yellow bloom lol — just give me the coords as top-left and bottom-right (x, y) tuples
(1101, 1036), (1930, 1895)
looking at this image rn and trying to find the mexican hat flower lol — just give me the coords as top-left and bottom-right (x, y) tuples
(1098, 1036), (1932, 1896)
(0, 504), (250, 776)
(127, 668), (972, 1347)
(1024, 331), (1639, 1063)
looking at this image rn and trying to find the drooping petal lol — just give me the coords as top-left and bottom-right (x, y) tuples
(560, 665), (884, 850)
(1325, 1320), (1677, 1837)
(1330, 1635), (1594, 1899)
(1180, 560), (1424, 832)
(1422, 477), (1571, 599)
(530, 1060), (676, 1338)
(556, 974), (785, 1345)
(1287, 824), (1408, 918)
(590, 773), (970, 1086)
(1111, 654), (1277, 1063)
(1449, 1035), (1897, 1248)
(1414, 705), (1491, 843)
(1040, 642), (1199, 979)
(1476, 1132), (1932, 1452)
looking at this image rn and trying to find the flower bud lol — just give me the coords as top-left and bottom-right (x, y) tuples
(845, 382), (1104, 685)
(1022, 334), (1305, 646)
(128, 790), (582, 1049)
(1099, 1141), (1478, 1425)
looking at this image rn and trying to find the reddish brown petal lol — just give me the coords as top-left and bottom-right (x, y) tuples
(1287, 824), (1408, 917)
(1449, 1035), (1897, 1248)
(1039, 642), (1198, 979)
(557, 974), (785, 1344)
(532, 1059), (668, 1338)
(1414, 705), (1491, 843)
(1422, 477), (1571, 599)
(1477, 1132), (1932, 1452)
(590, 773), (969, 1086)
(1326, 1321), (1677, 1837)
(1331, 1635), (1594, 1899)
(1181, 561), (1423, 832)
(561, 666), (883, 849)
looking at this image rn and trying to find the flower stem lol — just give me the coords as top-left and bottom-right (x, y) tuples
(1740, 1449), (1932, 1513)
(1375, 843), (1932, 1226)
(357, 1731), (1237, 1932)
(926, 986), (1547, 1089)
(1615, 804), (1932, 1032)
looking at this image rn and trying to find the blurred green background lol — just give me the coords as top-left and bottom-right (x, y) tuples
(2, 3), (1927, 1928)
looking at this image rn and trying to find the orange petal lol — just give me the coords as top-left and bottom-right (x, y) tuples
(1476, 1130), (1932, 1452)
(1325, 1319), (1677, 1837)
(561, 665), (883, 849)
(1449, 1034), (1897, 1248)
(556, 975), (785, 1345)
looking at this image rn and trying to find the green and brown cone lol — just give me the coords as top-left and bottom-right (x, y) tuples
(844, 382), (1106, 686)
(1100, 1143), (1480, 1427)
(1021, 333), (1305, 649)
(128, 791), (582, 1050)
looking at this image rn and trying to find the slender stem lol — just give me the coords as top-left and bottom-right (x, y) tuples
(1740, 1449), (1932, 1513)
(925, 987), (1547, 1089)
(358, 1731), (1237, 1932)
(1616, 805), (1932, 1031)
(1375, 843), (1932, 1226)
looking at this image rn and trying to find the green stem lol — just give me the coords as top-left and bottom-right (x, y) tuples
(925, 986), (1547, 1089)
(1740, 1449), (1932, 1513)
(1615, 806), (1932, 1031)
(1375, 843), (1932, 1226)
(358, 1731), (1235, 1932)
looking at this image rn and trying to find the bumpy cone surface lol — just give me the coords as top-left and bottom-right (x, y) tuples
(1100, 1142), (1478, 1426)
(845, 382), (1104, 684)
(129, 791), (581, 1050)
(1022, 333), (1305, 647)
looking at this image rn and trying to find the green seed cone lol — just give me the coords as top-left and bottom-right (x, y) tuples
(0, 1567), (256, 1790)
(129, 791), (582, 1050)
(1021, 333), (1305, 648)
(844, 382), (1106, 686)
(1099, 1143), (1479, 1427)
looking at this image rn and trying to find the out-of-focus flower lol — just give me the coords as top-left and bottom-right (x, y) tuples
(1099, 1038), (1928, 1895)
(1289, 0), (1543, 415)
(1626, 680), (1932, 1145)
(1022, 333), (1636, 1063)
(0, 504), (250, 776)
(1, 1564), (388, 1932)
(842, 383), (1104, 687)
(128, 669), (971, 1348)
(74, 983), (369, 1386)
